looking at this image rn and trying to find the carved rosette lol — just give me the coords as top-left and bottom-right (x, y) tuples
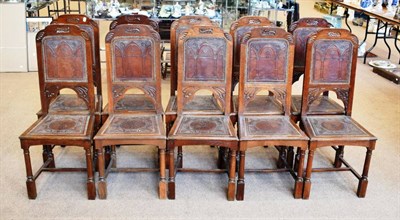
(112, 84), (129, 99)
(182, 87), (198, 104)
(44, 85), (60, 98)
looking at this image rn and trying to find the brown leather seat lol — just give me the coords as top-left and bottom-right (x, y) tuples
(94, 24), (167, 199)
(167, 26), (238, 201)
(19, 24), (97, 200)
(235, 27), (309, 200)
(299, 29), (377, 199)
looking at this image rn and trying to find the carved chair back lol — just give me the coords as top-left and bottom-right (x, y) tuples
(52, 15), (101, 95)
(105, 24), (163, 115)
(229, 16), (274, 89)
(288, 17), (332, 83)
(109, 15), (159, 32)
(170, 16), (214, 95)
(237, 27), (295, 116)
(301, 29), (358, 117)
(176, 26), (233, 116)
(36, 24), (95, 115)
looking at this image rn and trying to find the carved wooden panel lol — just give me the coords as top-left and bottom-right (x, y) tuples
(176, 116), (230, 135)
(311, 40), (353, 84)
(293, 27), (320, 68)
(184, 38), (226, 82)
(42, 36), (87, 82)
(246, 39), (288, 82)
(49, 94), (88, 112)
(29, 115), (89, 135)
(244, 116), (301, 136)
(114, 94), (155, 111)
(307, 116), (368, 136)
(104, 115), (160, 134)
(112, 39), (154, 81)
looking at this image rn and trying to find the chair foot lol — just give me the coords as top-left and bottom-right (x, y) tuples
(159, 180), (167, 199)
(227, 181), (235, 201)
(87, 181), (96, 200)
(357, 178), (368, 198)
(26, 179), (37, 199)
(293, 178), (303, 199)
(236, 180), (245, 201)
(302, 179), (311, 199)
(168, 181), (175, 200)
(98, 180), (107, 199)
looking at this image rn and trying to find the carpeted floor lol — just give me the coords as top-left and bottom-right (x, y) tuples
(0, 0), (399, 219)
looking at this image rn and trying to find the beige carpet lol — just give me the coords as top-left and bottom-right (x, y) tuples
(1, 0), (399, 219)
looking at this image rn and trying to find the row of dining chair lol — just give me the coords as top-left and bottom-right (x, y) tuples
(19, 14), (376, 201)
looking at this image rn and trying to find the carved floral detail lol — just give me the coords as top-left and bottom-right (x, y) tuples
(199, 28), (213, 34)
(248, 19), (261, 24)
(243, 88), (258, 106)
(328, 31), (341, 37)
(74, 86), (89, 103)
(106, 32), (115, 42)
(212, 87), (226, 108)
(142, 85), (157, 100)
(334, 88), (349, 111)
(112, 84), (128, 99)
(271, 88), (287, 111)
(44, 85), (59, 98)
(36, 31), (45, 41)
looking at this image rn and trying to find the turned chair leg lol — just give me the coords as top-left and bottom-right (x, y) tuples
(357, 149), (373, 198)
(303, 149), (315, 199)
(287, 147), (295, 169)
(177, 146), (183, 168)
(227, 149), (236, 201)
(97, 147), (107, 199)
(276, 146), (287, 169)
(23, 147), (37, 199)
(159, 148), (167, 199)
(168, 148), (176, 199)
(294, 147), (301, 171)
(236, 150), (245, 201)
(44, 145), (55, 167)
(85, 147), (96, 200)
(333, 145), (345, 168)
(42, 145), (55, 168)
(217, 147), (228, 169)
(293, 149), (305, 199)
